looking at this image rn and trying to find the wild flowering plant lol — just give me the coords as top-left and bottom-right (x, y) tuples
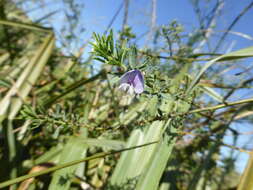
(2, 16), (251, 189)
(118, 69), (144, 95)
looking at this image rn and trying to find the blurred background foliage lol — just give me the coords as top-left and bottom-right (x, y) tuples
(0, 0), (253, 189)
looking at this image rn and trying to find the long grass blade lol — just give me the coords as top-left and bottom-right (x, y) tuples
(0, 141), (158, 189)
(0, 33), (54, 121)
(0, 19), (52, 32)
(187, 46), (253, 94)
(136, 120), (177, 190)
(237, 153), (253, 190)
(49, 132), (88, 190)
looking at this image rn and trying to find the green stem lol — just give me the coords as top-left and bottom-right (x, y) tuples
(238, 152), (253, 190)
(139, 50), (219, 62)
(7, 120), (17, 190)
(0, 19), (52, 33)
(0, 141), (158, 189)
(43, 71), (106, 108)
(188, 97), (253, 114)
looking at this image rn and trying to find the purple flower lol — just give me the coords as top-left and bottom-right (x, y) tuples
(118, 69), (144, 95)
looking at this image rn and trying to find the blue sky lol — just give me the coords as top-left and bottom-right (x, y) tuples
(21, 0), (253, 52)
(19, 0), (253, 173)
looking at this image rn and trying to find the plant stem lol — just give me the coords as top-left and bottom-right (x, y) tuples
(0, 141), (158, 189)
(189, 97), (253, 114)
(7, 120), (17, 190)
(43, 71), (106, 108)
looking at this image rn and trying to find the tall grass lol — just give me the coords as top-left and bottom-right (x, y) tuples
(0, 1), (253, 190)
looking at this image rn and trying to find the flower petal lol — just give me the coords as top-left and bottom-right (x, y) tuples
(127, 85), (135, 95)
(133, 70), (144, 94)
(118, 83), (131, 92)
(119, 70), (137, 84)
(119, 69), (144, 94)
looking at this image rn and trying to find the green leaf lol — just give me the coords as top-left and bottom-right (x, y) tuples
(85, 138), (125, 150)
(110, 121), (165, 186)
(49, 130), (88, 190)
(237, 153), (253, 190)
(136, 122), (176, 190)
(0, 33), (55, 121)
(200, 86), (224, 103)
(129, 46), (137, 69)
(35, 145), (63, 165)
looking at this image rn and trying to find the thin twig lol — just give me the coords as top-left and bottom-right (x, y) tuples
(139, 50), (217, 62)
(43, 71), (105, 108)
(213, 1), (253, 52)
(147, 0), (157, 43)
(193, 0), (224, 53)
(122, 0), (129, 30)
(188, 97), (253, 114)
(104, 1), (124, 35)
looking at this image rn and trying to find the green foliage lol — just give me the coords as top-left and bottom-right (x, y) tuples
(187, 45), (253, 94)
(0, 1), (252, 190)
(49, 131), (88, 190)
(91, 30), (127, 68)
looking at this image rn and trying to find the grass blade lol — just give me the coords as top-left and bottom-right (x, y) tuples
(0, 19), (52, 32)
(187, 46), (253, 94)
(135, 120), (177, 190)
(200, 86), (224, 103)
(110, 121), (164, 186)
(49, 131), (88, 190)
(0, 33), (54, 121)
(0, 142), (157, 189)
(237, 153), (253, 190)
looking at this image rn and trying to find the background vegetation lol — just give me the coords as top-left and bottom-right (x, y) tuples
(0, 0), (253, 189)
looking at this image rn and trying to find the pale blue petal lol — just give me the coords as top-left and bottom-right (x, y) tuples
(133, 70), (144, 94)
(119, 69), (144, 94)
(119, 70), (136, 84)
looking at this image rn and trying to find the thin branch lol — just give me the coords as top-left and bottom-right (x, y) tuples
(194, 0), (224, 53)
(43, 71), (105, 108)
(224, 77), (253, 100)
(104, 1), (124, 35)
(122, 0), (129, 30)
(139, 50), (218, 62)
(179, 131), (250, 154)
(213, 1), (253, 52)
(147, 0), (157, 43)
(188, 97), (253, 115)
